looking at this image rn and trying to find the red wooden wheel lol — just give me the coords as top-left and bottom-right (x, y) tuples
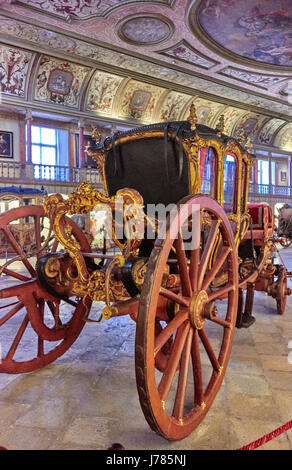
(135, 195), (238, 440)
(276, 266), (288, 315)
(0, 205), (92, 374)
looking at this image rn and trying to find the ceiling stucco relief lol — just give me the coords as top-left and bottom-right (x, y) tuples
(0, 43), (33, 98)
(157, 91), (192, 122)
(257, 118), (287, 145)
(159, 40), (218, 69)
(14, 0), (173, 20)
(118, 15), (173, 45)
(34, 55), (90, 107)
(118, 80), (164, 122)
(233, 113), (269, 141)
(220, 67), (290, 89)
(195, 0), (292, 67)
(274, 123), (292, 151)
(86, 70), (124, 114)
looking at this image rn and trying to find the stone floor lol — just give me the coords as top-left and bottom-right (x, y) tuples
(1, 247), (292, 450)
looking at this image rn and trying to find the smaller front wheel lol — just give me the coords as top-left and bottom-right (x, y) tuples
(276, 266), (290, 315)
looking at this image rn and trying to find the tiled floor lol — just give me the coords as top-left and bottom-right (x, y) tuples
(1, 248), (292, 450)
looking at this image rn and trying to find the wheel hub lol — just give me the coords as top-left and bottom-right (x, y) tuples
(189, 290), (208, 330)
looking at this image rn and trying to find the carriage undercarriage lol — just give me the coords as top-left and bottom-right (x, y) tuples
(0, 116), (290, 441)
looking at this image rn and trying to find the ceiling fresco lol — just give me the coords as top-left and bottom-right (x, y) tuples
(0, 1), (292, 150)
(195, 0), (292, 67)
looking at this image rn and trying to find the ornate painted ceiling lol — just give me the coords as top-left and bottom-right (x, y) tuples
(0, 0), (291, 149)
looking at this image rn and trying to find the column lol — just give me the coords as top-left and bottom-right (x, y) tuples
(268, 155), (272, 194)
(25, 109), (33, 164)
(19, 120), (26, 164)
(78, 119), (86, 168)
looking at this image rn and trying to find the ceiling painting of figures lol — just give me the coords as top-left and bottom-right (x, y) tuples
(193, 0), (292, 67)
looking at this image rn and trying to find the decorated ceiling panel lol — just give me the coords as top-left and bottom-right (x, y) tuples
(0, 44), (34, 98)
(34, 55), (90, 107)
(117, 80), (165, 122)
(14, 0), (173, 20)
(274, 123), (292, 151)
(157, 91), (192, 122)
(181, 98), (225, 127)
(86, 70), (125, 115)
(233, 113), (269, 141)
(159, 40), (218, 69)
(257, 118), (287, 145)
(217, 107), (247, 136)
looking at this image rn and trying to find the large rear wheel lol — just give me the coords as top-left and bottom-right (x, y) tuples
(135, 195), (238, 440)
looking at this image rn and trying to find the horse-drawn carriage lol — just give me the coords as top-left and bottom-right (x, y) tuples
(0, 109), (290, 441)
(275, 204), (292, 248)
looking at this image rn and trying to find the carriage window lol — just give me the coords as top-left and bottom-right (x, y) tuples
(224, 154), (236, 213)
(200, 147), (216, 197)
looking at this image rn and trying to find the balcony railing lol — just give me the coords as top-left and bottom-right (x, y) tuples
(249, 183), (292, 197)
(0, 161), (101, 186)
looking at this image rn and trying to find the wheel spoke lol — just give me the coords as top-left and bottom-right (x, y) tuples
(34, 215), (42, 253)
(6, 313), (29, 360)
(174, 232), (192, 297)
(209, 316), (232, 329)
(201, 246), (231, 291)
(47, 301), (63, 329)
(62, 298), (78, 307)
(51, 239), (59, 253)
(158, 321), (190, 404)
(172, 327), (193, 420)
(2, 226), (36, 276)
(1, 268), (30, 282)
(208, 283), (234, 301)
(154, 310), (189, 356)
(189, 212), (201, 292)
(198, 328), (220, 372)
(0, 301), (24, 327)
(189, 248), (200, 293)
(192, 329), (204, 407)
(197, 220), (220, 289)
(159, 287), (189, 308)
(37, 300), (44, 358)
